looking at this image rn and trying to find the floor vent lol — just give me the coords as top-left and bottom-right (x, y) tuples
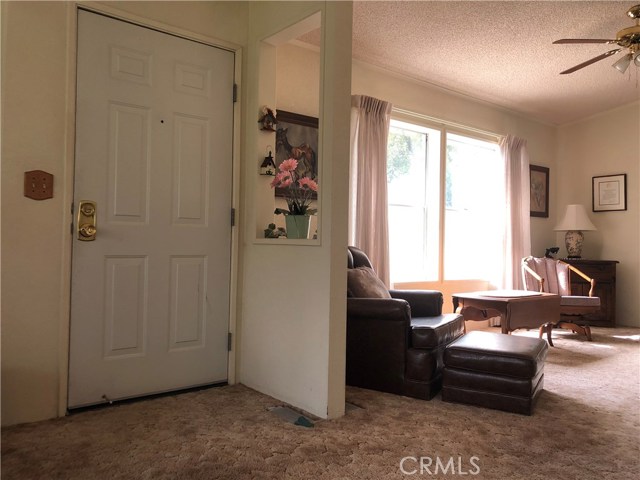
(268, 406), (314, 428)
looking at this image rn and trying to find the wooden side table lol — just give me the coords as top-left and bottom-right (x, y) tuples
(452, 291), (561, 345)
(563, 259), (618, 327)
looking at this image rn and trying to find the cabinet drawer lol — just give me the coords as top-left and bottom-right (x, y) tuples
(566, 261), (616, 282)
(580, 265), (615, 281)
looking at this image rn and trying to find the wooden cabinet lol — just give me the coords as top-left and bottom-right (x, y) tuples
(563, 259), (618, 327)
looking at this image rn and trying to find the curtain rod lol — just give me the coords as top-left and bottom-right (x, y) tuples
(391, 107), (503, 141)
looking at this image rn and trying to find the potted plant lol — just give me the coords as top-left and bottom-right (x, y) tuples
(270, 158), (318, 239)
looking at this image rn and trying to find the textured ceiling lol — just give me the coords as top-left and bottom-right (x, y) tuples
(302, 1), (640, 125)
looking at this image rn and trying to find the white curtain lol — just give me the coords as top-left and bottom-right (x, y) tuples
(349, 95), (393, 287)
(500, 134), (531, 290)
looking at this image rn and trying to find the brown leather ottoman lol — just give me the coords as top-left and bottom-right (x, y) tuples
(442, 331), (548, 415)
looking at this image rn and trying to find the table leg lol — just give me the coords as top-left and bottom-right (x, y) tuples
(538, 323), (554, 347)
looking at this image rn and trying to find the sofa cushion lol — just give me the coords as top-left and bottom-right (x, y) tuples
(347, 267), (391, 299)
(410, 313), (465, 349)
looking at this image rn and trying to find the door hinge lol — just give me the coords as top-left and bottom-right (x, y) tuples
(227, 332), (233, 351)
(232, 83), (238, 103)
(231, 208), (236, 227)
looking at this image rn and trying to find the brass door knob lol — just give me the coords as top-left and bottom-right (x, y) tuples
(79, 224), (97, 238)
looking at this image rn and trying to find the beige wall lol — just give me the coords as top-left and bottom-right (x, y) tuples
(101, 1), (249, 45)
(1, 0), (249, 427)
(276, 43), (321, 118)
(557, 102), (640, 327)
(1, 0), (72, 426)
(239, 1), (351, 419)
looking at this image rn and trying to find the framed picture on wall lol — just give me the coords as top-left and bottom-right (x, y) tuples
(275, 110), (318, 198)
(529, 164), (549, 218)
(592, 174), (627, 212)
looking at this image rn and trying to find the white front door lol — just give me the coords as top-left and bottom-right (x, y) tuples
(69, 10), (234, 408)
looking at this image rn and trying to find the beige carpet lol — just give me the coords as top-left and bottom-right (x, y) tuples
(2, 327), (639, 479)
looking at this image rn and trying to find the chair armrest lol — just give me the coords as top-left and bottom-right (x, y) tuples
(389, 290), (443, 317)
(565, 264), (597, 297)
(347, 298), (411, 323)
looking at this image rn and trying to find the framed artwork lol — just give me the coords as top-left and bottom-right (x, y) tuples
(529, 164), (549, 218)
(593, 174), (627, 212)
(275, 110), (318, 198)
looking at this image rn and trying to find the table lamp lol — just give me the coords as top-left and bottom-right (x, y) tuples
(554, 204), (596, 258)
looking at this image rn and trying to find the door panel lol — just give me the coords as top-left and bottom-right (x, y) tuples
(104, 256), (148, 358)
(69, 10), (234, 408)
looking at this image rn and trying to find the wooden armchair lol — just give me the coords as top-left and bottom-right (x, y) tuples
(522, 256), (600, 343)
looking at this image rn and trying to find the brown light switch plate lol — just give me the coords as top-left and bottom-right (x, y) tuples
(24, 170), (54, 200)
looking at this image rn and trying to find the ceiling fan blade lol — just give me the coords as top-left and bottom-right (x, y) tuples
(553, 39), (617, 44)
(560, 48), (621, 74)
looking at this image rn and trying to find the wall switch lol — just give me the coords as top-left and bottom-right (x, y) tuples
(24, 170), (54, 200)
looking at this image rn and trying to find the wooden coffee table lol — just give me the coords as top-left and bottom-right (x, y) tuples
(452, 290), (561, 346)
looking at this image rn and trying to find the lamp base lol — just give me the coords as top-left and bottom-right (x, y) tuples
(565, 230), (584, 258)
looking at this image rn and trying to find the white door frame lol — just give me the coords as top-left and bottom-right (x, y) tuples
(58, 2), (242, 416)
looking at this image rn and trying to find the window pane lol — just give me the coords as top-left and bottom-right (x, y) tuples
(388, 205), (427, 282)
(387, 126), (426, 206)
(387, 120), (440, 283)
(444, 133), (504, 284)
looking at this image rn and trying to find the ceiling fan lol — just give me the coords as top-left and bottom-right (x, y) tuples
(554, 4), (640, 74)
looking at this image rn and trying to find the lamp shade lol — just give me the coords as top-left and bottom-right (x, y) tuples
(612, 53), (632, 73)
(554, 204), (597, 231)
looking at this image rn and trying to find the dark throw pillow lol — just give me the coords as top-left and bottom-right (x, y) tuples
(347, 266), (391, 298)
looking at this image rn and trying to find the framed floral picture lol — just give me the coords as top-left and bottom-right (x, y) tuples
(529, 164), (549, 218)
(275, 110), (318, 198)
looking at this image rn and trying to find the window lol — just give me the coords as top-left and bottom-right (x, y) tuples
(387, 119), (504, 285)
(387, 120), (440, 282)
(444, 133), (504, 284)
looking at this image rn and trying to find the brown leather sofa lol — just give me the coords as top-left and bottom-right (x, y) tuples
(346, 246), (465, 400)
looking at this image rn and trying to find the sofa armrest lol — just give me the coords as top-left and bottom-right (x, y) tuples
(347, 297), (411, 322)
(346, 298), (410, 394)
(389, 290), (443, 317)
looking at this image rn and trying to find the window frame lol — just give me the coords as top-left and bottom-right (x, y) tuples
(387, 112), (503, 285)
(386, 119), (440, 283)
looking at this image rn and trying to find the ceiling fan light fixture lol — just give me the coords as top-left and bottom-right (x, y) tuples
(555, 4), (640, 74)
(612, 53), (632, 73)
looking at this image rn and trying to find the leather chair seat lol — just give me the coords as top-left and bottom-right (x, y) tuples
(442, 331), (548, 415)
